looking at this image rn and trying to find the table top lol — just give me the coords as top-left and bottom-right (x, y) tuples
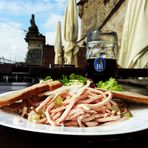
(0, 81), (148, 148)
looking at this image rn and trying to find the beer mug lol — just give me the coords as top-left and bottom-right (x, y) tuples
(86, 30), (118, 82)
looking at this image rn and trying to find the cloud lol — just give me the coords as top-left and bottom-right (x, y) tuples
(0, 0), (66, 15)
(43, 14), (64, 31)
(0, 1), (48, 15)
(0, 21), (27, 62)
(45, 31), (57, 46)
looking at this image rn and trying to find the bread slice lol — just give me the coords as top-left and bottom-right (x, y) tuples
(96, 88), (148, 104)
(111, 90), (148, 104)
(0, 80), (62, 108)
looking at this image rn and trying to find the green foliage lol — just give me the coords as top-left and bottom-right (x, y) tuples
(44, 75), (52, 81)
(97, 78), (124, 91)
(60, 73), (87, 85)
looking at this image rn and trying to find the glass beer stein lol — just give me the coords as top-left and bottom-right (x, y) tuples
(86, 30), (118, 82)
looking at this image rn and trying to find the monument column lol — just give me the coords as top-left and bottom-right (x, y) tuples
(25, 14), (45, 65)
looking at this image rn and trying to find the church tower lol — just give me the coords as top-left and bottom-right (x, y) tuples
(25, 14), (45, 65)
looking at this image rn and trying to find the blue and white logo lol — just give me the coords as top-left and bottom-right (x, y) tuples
(94, 58), (106, 72)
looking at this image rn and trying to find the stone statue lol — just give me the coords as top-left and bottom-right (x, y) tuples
(30, 14), (36, 27)
(27, 14), (39, 37)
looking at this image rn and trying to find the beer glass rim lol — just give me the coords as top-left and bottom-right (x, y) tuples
(87, 30), (117, 42)
(87, 30), (117, 36)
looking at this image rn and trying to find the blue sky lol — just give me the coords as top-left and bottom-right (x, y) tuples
(0, 0), (80, 62)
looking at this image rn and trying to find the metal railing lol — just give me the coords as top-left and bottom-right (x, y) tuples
(0, 57), (15, 64)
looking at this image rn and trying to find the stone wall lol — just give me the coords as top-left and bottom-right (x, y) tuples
(103, 0), (128, 46)
(25, 36), (45, 65)
(25, 48), (43, 65)
(78, 0), (128, 47)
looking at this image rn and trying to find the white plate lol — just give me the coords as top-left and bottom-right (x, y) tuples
(0, 92), (148, 136)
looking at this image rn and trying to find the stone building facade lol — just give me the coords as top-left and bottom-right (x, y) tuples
(42, 45), (55, 66)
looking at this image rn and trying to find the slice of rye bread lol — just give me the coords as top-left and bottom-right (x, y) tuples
(111, 90), (148, 104)
(0, 80), (62, 108)
(96, 88), (148, 104)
